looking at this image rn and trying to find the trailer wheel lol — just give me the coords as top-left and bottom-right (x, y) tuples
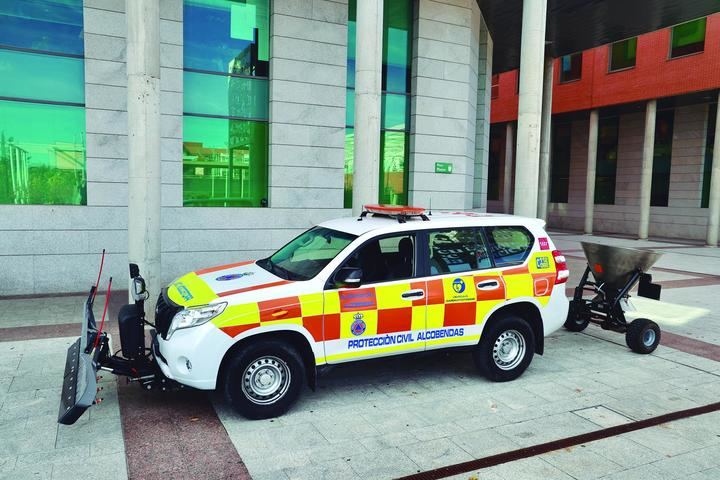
(474, 315), (535, 382)
(625, 318), (661, 354)
(223, 339), (305, 419)
(564, 301), (590, 332)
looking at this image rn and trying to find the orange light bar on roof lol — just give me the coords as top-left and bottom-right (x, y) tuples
(363, 204), (426, 216)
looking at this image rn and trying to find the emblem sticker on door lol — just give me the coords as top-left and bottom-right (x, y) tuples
(536, 256), (550, 269)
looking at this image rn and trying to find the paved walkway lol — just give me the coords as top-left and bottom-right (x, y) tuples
(1, 232), (719, 480)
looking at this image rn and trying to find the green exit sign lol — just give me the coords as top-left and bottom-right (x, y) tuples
(435, 162), (453, 174)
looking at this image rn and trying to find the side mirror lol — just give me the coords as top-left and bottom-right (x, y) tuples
(131, 276), (149, 302)
(334, 267), (362, 288)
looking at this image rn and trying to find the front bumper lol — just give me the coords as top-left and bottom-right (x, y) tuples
(153, 322), (233, 390)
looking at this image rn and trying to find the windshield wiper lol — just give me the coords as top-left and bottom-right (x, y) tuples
(259, 258), (290, 280)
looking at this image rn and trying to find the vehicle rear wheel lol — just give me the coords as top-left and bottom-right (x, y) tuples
(564, 300), (590, 332)
(223, 340), (305, 419)
(625, 318), (661, 354)
(474, 315), (535, 382)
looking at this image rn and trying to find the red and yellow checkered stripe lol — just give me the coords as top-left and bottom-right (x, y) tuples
(212, 251), (557, 359)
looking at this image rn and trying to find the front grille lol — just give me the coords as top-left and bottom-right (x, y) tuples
(155, 290), (181, 339)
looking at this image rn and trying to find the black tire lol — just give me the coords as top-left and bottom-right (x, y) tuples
(625, 318), (661, 354)
(474, 315), (535, 382)
(223, 340), (305, 419)
(564, 301), (590, 332)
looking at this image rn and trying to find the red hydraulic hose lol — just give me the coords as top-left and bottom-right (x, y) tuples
(92, 249), (106, 303)
(93, 277), (113, 351)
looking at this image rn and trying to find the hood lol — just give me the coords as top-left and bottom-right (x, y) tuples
(166, 260), (291, 307)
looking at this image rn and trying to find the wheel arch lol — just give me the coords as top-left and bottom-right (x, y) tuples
(483, 301), (545, 355)
(217, 329), (318, 391)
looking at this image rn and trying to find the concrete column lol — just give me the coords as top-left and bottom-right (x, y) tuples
(351, 0), (383, 215)
(638, 100), (657, 240)
(503, 122), (514, 214)
(127, 0), (161, 303)
(513, 0), (547, 218)
(585, 109), (599, 234)
(708, 96), (720, 246)
(537, 56), (554, 221)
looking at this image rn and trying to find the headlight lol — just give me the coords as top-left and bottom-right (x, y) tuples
(167, 302), (227, 339)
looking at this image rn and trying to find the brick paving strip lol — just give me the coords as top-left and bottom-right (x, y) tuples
(397, 401), (720, 480)
(117, 382), (251, 480)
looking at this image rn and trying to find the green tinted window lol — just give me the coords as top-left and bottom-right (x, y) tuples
(0, 101), (86, 205)
(609, 37), (637, 71)
(0, 0), (85, 206)
(183, 0), (269, 207)
(595, 116), (619, 205)
(184, 71), (268, 119)
(382, 94), (408, 131)
(0, 49), (84, 104)
(344, 128), (354, 208)
(651, 110), (674, 207)
(383, 0), (412, 93)
(670, 18), (706, 58)
(345, 0), (413, 208)
(183, 116), (268, 207)
(379, 131), (408, 206)
(0, 0), (84, 55)
(184, 0), (269, 76)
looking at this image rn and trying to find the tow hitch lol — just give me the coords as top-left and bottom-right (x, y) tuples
(58, 253), (182, 425)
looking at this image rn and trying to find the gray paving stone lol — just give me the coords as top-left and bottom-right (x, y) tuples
(542, 446), (625, 479)
(345, 447), (421, 480)
(494, 411), (599, 447)
(358, 432), (419, 452)
(400, 437), (474, 471)
(284, 458), (359, 480)
(573, 406), (634, 428)
(0, 463), (52, 480)
(584, 436), (665, 469)
(450, 427), (520, 458)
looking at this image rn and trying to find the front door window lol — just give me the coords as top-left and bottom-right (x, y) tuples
(322, 233), (426, 363)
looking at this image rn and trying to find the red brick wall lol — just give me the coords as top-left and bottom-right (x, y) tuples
(491, 13), (720, 123)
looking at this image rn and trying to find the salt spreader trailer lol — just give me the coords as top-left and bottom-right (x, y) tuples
(564, 242), (664, 353)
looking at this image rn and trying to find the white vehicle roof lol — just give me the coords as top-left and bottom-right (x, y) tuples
(319, 211), (546, 237)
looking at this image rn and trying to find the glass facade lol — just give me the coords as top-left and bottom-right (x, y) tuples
(550, 121), (572, 203)
(0, 0), (86, 206)
(670, 18), (706, 58)
(609, 37), (637, 71)
(345, 0), (413, 208)
(651, 109), (674, 207)
(702, 104), (716, 209)
(595, 116), (619, 205)
(183, 0), (269, 207)
(559, 53), (582, 83)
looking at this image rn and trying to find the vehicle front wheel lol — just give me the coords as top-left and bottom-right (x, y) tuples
(474, 315), (535, 382)
(223, 340), (305, 419)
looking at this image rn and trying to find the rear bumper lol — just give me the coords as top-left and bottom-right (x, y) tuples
(542, 285), (570, 336)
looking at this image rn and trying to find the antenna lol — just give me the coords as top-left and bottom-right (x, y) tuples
(428, 197), (433, 216)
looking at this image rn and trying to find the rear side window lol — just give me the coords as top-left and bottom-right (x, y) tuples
(428, 228), (492, 275)
(486, 226), (534, 266)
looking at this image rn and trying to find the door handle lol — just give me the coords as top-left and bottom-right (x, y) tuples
(271, 309), (288, 318)
(477, 280), (500, 290)
(401, 289), (425, 299)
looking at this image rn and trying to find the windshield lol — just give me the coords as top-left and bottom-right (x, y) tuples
(258, 227), (357, 281)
